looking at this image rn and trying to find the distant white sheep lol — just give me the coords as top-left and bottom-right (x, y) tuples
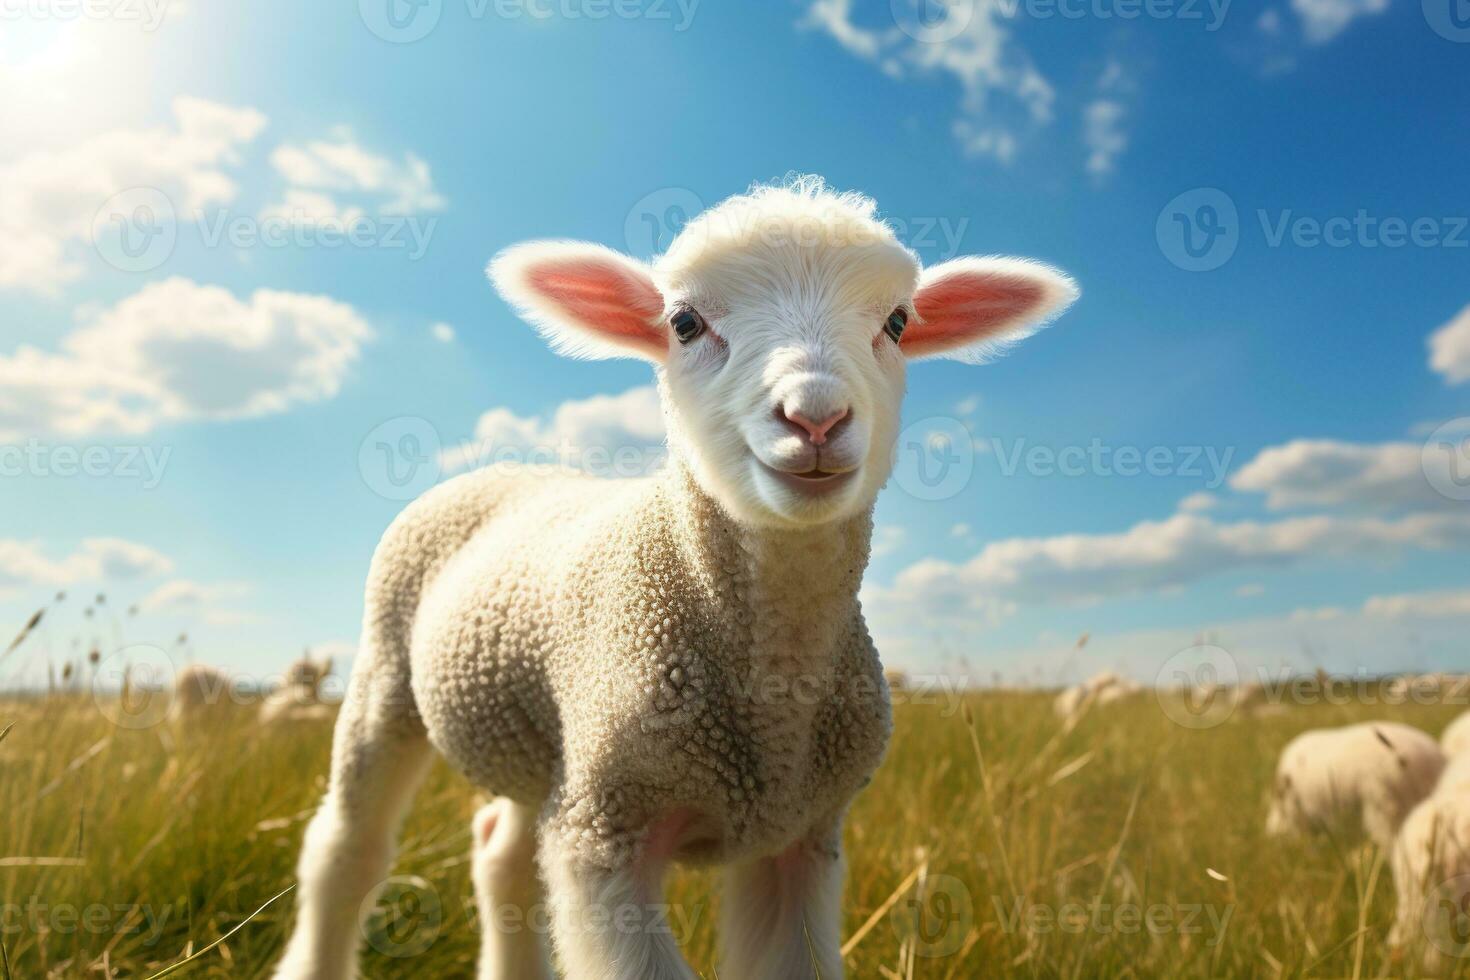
(170, 663), (235, 721)
(1389, 754), (1470, 969)
(259, 653), (334, 724)
(1441, 712), (1470, 759)
(268, 178), (1079, 980)
(1053, 671), (1140, 720)
(1265, 722), (1444, 848)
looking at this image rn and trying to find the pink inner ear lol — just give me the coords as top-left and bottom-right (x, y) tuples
(904, 274), (1044, 356)
(529, 260), (665, 357)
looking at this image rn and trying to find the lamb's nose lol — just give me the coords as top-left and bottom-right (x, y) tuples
(782, 406), (849, 446)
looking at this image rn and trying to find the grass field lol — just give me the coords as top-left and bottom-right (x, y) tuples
(3, 685), (1468, 978)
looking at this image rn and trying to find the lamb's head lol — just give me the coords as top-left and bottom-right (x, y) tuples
(490, 178), (1077, 527)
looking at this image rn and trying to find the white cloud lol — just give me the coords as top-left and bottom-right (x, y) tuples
(0, 538), (172, 591)
(873, 525), (907, 557)
(257, 188), (366, 228)
(138, 578), (252, 624)
(266, 128), (446, 217)
(442, 386), (667, 475)
(0, 277), (373, 439)
(0, 96), (266, 294)
(1430, 305), (1470, 385)
(430, 322), (456, 343)
(1083, 99), (1127, 178)
(803, 0), (1053, 164)
(1290, 0), (1389, 42)
(951, 522), (973, 538)
(1178, 491), (1218, 513)
(1364, 588), (1470, 619)
(868, 511), (1470, 617)
(1231, 438), (1456, 512)
(954, 395), (981, 417)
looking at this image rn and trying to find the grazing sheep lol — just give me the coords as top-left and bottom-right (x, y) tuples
(269, 177), (1078, 980)
(1265, 722), (1445, 848)
(1443, 712), (1470, 759)
(259, 653), (335, 724)
(169, 662), (236, 721)
(1389, 754), (1470, 969)
(1053, 670), (1139, 720)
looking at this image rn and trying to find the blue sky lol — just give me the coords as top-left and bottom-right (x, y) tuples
(2, 0), (1468, 687)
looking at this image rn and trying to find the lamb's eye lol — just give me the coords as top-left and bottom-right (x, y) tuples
(670, 308), (706, 345)
(883, 308), (908, 343)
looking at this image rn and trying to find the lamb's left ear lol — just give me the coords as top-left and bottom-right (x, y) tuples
(488, 241), (666, 362)
(902, 257), (1079, 363)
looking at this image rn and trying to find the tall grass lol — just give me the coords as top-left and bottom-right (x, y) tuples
(1, 689), (1466, 977)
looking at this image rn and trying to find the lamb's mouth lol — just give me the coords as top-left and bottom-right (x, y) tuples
(755, 458), (859, 495)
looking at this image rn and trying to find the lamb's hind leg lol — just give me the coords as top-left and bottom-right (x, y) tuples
(720, 828), (846, 980)
(271, 673), (432, 980)
(471, 798), (553, 980)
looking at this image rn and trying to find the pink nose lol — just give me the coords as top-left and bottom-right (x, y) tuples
(783, 407), (849, 446)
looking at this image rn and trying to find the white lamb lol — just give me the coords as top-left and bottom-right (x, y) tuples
(1441, 711), (1470, 759)
(268, 178), (1078, 980)
(1389, 754), (1470, 969)
(1265, 722), (1445, 848)
(169, 662), (236, 721)
(259, 653), (335, 724)
(1053, 670), (1139, 720)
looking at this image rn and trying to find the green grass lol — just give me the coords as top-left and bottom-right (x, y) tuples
(2, 688), (1467, 978)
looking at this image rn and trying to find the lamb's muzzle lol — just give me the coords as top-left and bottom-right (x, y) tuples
(268, 176), (1078, 980)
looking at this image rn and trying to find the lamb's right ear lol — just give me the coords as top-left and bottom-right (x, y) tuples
(488, 241), (667, 362)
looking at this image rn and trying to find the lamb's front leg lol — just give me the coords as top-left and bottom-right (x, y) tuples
(720, 825), (846, 980)
(539, 816), (697, 980)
